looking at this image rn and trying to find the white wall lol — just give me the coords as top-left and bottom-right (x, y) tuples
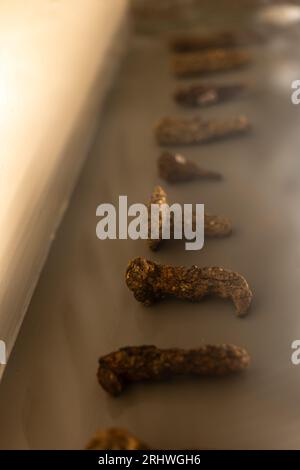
(0, 0), (129, 377)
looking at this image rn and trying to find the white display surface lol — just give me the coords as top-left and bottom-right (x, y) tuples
(0, 0), (128, 376)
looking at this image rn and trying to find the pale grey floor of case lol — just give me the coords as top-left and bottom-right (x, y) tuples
(1, 4), (300, 450)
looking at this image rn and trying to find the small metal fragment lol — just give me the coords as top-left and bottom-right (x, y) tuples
(155, 115), (251, 146)
(126, 257), (253, 316)
(170, 30), (265, 53)
(148, 185), (231, 250)
(171, 49), (251, 78)
(158, 152), (222, 183)
(98, 345), (250, 396)
(86, 428), (148, 450)
(174, 82), (246, 108)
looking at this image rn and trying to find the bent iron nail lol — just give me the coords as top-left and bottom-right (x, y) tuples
(148, 185), (231, 251)
(86, 428), (149, 450)
(158, 152), (222, 183)
(170, 30), (265, 53)
(155, 115), (251, 146)
(98, 345), (250, 396)
(171, 49), (252, 78)
(174, 82), (246, 108)
(125, 257), (253, 316)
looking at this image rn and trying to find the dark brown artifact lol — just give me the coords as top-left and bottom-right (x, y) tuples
(174, 82), (246, 108)
(170, 30), (264, 53)
(171, 49), (251, 78)
(155, 115), (251, 146)
(126, 257), (253, 316)
(98, 345), (250, 396)
(147, 185), (231, 250)
(158, 152), (222, 183)
(86, 428), (148, 450)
